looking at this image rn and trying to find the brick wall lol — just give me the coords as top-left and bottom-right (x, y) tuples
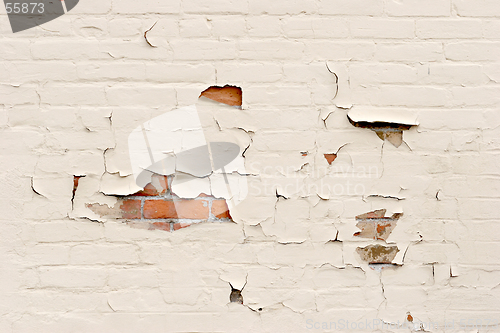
(1, 0), (500, 332)
(87, 174), (232, 232)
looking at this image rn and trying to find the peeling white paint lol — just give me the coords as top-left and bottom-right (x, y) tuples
(1, 2), (500, 332)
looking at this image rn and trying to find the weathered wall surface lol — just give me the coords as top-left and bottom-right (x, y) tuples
(1, 0), (500, 332)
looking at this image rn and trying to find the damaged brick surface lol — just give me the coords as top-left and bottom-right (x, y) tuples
(200, 85), (242, 107)
(3, 2), (500, 332)
(348, 116), (414, 148)
(356, 244), (400, 264)
(354, 209), (402, 241)
(87, 174), (232, 231)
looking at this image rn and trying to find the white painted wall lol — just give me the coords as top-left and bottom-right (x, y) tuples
(1, 0), (500, 331)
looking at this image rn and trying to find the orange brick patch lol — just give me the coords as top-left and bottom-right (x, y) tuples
(144, 200), (177, 219)
(88, 174), (233, 232)
(212, 199), (231, 219)
(120, 199), (141, 219)
(144, 199), (209, 219)
(200, 85), (242, 106)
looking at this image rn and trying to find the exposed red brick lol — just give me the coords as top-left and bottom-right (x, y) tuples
(73, 176), (82, 194)
(133, 175), (168, 196)
(150, 222), (171, 231)
(200, 85), (242, 106)
(212, 200), (232, 219)
(174, 200), (209, 219)
(173, 222), (191, 231)
(120, 199), (141, 219)
(144, 200), (177, 219)
(144, 199), (209, 219)
(324, 153), (337, 165)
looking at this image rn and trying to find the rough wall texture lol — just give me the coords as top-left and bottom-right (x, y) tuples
(1, 0), (500, 332)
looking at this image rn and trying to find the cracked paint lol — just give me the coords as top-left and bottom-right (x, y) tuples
(5, 7), (499, 331)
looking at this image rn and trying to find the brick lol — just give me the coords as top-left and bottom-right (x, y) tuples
(144, 200), (177, 219)
(483, 64), (500, 83)
(252, 131), (317, 151)
(454, 0), (500, 17)
(350, 19), (415, 39)
(318, 0), (384, 15)
(211, 17), (246, 38)
(25, 245), (70, 265)
(381, 265), (434, 286)
(216, 63), (282, 83)
(312, 18), (351, 39)
(418, 64), (487, 85)
(173, 222), (192, 231)
(200, 86), (242, 106)
(416, 19), (482, 39)
(112, 0), (180, 13)
(179, 18), (211, 38)
(483, 20), (500, 39)
(34, 221), (103, 242)
(102, 41), (172, 60)
(324, 153), (337, 165)
(32, 40), (101, 60)
(108, 18), (143, 37)
(77, 62), (146, 81)
(356, 244), (399, 264)
(120, 199), (141, 219)
(306, 41), (375, 61)
(282, 63), (334, 83)
(2, 0), (500, 323)
(70, 244), (139, 264)
(183, 0), (247, 14)
(375, 42), (443, 62)
(386, 0), (451, 17)
(356, 86), (450, 107)
(451, 87), (500, 107)
(282, 17), (349, 39)
(133, 176), (169, 196)
(40, 267), (107, 288)
(150, 222), (172, 231)
(40, 84), (106, 106)
(106, 86), (176, 107)
(144, 199), (209, 219)
(66, 0), (111, 13)
(311, 265), (367, 288)
(212, 200), (231, 219)
(239, 41), (305, 60)
(108, 268), (159, 288)
(445, 42), (500, 61)
(145, 63), (214, 83)
(0, 41), (31, 60)
(7, 62), (77, 83)
(73, 18), (108, 38)
(170, 40), (237, 60)
(404, 242), (460, 263)
(249, 0), (316, 15)
(349, 63), (419, 85)
(245, 86), (311, 106)
(354, 215), (400, 241)
(247, 16), (281, 37)
(0, 85), (38, 106)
